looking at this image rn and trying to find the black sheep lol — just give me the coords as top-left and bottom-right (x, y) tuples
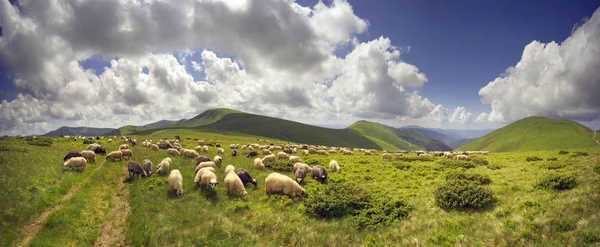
(236, 168), (257, 187)
(128, 161), (147, 180)
(157, 143), (172, 149)
(311, 165), (328, 184)
(94, 147), (106, 155)
(232, 149), (237, 157)
(246, 151), (258, 158)
(63, 151), (82, 161)
(196, 156), (211, 165)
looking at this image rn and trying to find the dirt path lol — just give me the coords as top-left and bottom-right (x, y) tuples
(16, 161), (105, 247)
(593, 130), (599, 145)
(93, 167), (131, 247)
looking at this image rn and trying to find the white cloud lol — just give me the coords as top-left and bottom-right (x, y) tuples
(478, 7), (600, 123)
(449, 106), (473, 124)
(0, 0), (470, 135)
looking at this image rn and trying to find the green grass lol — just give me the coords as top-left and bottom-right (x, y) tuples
(457, 116), (599, 152)
(176, 108), (242, 128)
(1, 133), (600, 246)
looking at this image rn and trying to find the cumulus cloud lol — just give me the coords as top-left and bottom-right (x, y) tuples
(478, 7), (600, 123)
(0, 0), (469, 135)
(449, 107), (473, 124)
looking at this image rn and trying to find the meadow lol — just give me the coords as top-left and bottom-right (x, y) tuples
(1, 130), (600, 246)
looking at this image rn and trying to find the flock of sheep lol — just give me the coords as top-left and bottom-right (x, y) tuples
(61, 135), (488, 200)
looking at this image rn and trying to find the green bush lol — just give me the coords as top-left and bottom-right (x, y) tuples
(437, 159), (475, 169)
(593, 165), (600, 175)
(351, 198), (411, 230)
(526, 156), (543, 162)
(541, 162), (565, 170)
(472, 158), (489, 165)
(264, 160), (292, 173)
(396, 156), (434, 162)
(82, 139), (95, 144)
(486, 164), (503, 170)
(547, 157), (558, 161)
(392, 162), (412, 170)
(558, 150), (569, 155)
(445, 172), (491, 185)
(535, 173), (576, 190)
(570, 151), (589, 158)
(26, 137), (54, 147)
(435, 180), (494, 211)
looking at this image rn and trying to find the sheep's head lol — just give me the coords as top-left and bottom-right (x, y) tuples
(176, 189), (183, 197)
(251, 179), (257, 186)
(209, 181), (218, 190)
(63, 161), (69, 167)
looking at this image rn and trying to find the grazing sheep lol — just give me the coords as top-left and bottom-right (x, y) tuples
(156, 158), (172, 175)
(382, 153), (392, 161)
(119, 144), (129, 150)
(224, 170), (248, 200)
(106, 151), (123, 162)
(232, 149), (237, 157)
(317, 150), (327, 155)
(167, 148), (181, 156)
(202, 145), (209, 152)
(142, 159), (153, 176)
(108, 138), (113, 143)
(168, 170), (183, 197)
(194, 168), (218, 190)
(293, 162), (312, 175)
(63, 157), (87, 171)
(329, 160), (340, 172)
(262, 154), (276, 164)
(158, 143), (172, 150)
(194, 161), (216, 174)
(295, 167), (309, 183)
(183, 149), (200, 159)
(94, 147), (106, 155)
(224, 165), (235, 175)
(80, 150), (97, 163)
(217, 147), (224, 154)
(328, 149), (337, 154)
(246, 151), (258, 158)
(254, 158), (265, 169)
(196, 156), (211, 165)
(301, 150), (309, 156)
(364, 150), (373, 156)
(311, 165), (328, 183)
(63, 151), (82, 161)
(277, 152), (289, 160)
(86, 143), (101, 151)
(455, 154), (468, 161)
(289, 156), (302, 164)
(418, 153), (429, 157)
(262, 149), (271, 155)
(265, 173), (305, 197)
(121, 149), (133, 160)
(149, 144), (159, 151)
(236, 168), (257, 186)
(128, 161), (147, 180)
(213, 155), (223, 166)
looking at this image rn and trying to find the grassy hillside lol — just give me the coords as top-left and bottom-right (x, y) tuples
(3, 133), (600, 246)
(176, 108), (241, 128)
(449, 138), (475, 149)
(349, 121), (452, 151)
(458, 116), (600, 152)
(43, 126), (116, 136)
(197, 113), (380, 149)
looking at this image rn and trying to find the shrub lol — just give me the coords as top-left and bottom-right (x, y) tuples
(594, 165), (600, 175)
(392, 162), (412, 170)
(549, 217), (577, 232)
(26, 137), (54, 146)
(82, 139), (95, 144)
(541, 162), (565, 170)
(472, 158), (489, 165)
(437, 159), (475, 169)
(526, 156), (543, 162)
(435, 180), (494, 211)
(486, 164), (503, 170)
(396, 156), (434, 162)
(351, 198), (411, 230)
(445, 172), (491, 185)
(535, 173), (576, 190)
(547, 157), (558, 161)
(264, 160), (292, 173)
(558, 150), (569, 155)
(570, 151), (589, 158)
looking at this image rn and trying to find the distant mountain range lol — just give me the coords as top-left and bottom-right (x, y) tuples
(43, 126), (117, 137)
(399, 126), (493, 149)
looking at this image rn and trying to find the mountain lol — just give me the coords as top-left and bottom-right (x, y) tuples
(399, 126), (494, 147)
(43, 126), (116, 137)
(349, 121), (452, 151)
(106, 119), (187, 136)
(142, 119), (186, 129)
(457, 116), (600, 152)
(449, 138), (474, 149)
(176, 108), (241, 127)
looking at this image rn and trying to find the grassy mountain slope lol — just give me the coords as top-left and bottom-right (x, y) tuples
(106, 119), (186, 136)
(176, 108), (241, 127)
(449, 138), (475, 149)
(197, 113), (380, 149)
(43, 126), (116, 136)
(457, 116), (599, 152)
(349, 121), (452, 151)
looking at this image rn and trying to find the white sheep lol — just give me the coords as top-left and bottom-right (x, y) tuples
(194, 168), (218, 190)
(364, 150), (373, 156)
(64, 157), (87, 171)
(277, 152), (289, 160)
(254, 158), (265, 170)
(301, 150), (309, 156)
(120, 149), (133, 160)
(80, 150), (97, 163)
(288, 156), (302, 164)
(194, 161), (216, 174)
(262, 149), (271, 155)
(202, 145), (209, 152)
(213, 155), (223, 166)
(106, 151), (123, 162)
(317, 150), (327, 155)
(265, 172), (305, 197)
(262, 154), (276, 164)
(329, 160), (340, 172)
(382, 153), (392, 161)
(216, 147), (224, 154)
(156, 158), (172, 175)
(150, 144), (159, 151)
(224, 169), (248, 200)
(168, 169), (183, 197)
(183, 149), (200, 159)
(119, 144), (129, 150)
(224, 165), (235, 175)
(167, 148), (181, 156)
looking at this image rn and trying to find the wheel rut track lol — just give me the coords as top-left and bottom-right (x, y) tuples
(93, 165), (132, 247)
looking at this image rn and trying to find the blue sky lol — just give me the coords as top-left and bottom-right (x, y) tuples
(1, 0), (599, 135)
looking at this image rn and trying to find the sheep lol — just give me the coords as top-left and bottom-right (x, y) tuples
(150, 144), (159, 151)
(127, 161), (147, 180)
(86, 143), (101, 151)
(262, 154), (276, 164)
(202, 145), (209, 152)
(194, 146), (203, 153)
(265, 173), (305, 197)
(236, 168), (257, 186)
(301, 150), (309, 156)
(183, 149), (200, 159)
(215, 143), (221, 148)
(168, 169), (183, 197)
(121, 149), (133, 160)
(217, 147), (225, 154)
(80, 150), (97, 163)
(224, 165), (235, 175)
(311, 165), (328, 183)
(277, 152), (289, 160)
(293, 162), (312, 175)
(196, 156), (211, 165)
(108, 138), (113, 143)
(142, 159), (153, 176)
(455, 154), (469, 161)
(63, 157), (87, 171)
(94, 147), (106, 155)
(288, 156), (302, 164)
(156, 158), (172, 175)
(232, 149), (237, 157)
(382, 153), (392, 161)
(241, 145), (247, 150)
(254, 158), (265, 169)
(329, 160), (340, 172)
(194, 168), (218, 190)
(106, 151), (123, 162)
(262, 149), (271, 155)
(167, 148), (181, 156)
(158, 143), (172, 150)
(364, 150), (373, 156)
(328, 149), (337, 154)
(224, 170), (248, 200)
(119, 144), (129, 150)
(213, 155), (223, 167)
(418, 153), (429, 157)
(317, 150), (327, 155)
(63, 151), (82, 161)
(246, 151), (258, 158)
(229, 144), (236, 149)
(194, 161), (216, 174)
(295, 167), (309, 183)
